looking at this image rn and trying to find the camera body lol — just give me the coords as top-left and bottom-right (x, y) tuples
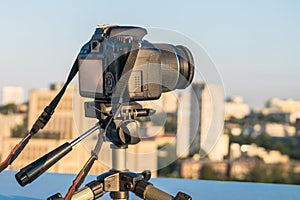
(78, 25), (162, 102)
(78, 24), (194, 103)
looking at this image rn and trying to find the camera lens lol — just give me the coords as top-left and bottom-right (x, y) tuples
(155, 44), (194, 92)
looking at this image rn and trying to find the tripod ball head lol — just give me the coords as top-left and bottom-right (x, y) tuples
(106, 119), (141, 147)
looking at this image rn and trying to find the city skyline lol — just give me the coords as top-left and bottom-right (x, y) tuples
(1, 2), (300, 198)
(0, 1), (299, 108)
(1, 67), (300, 188)
(1, 76), (300, 182)
(1, 83), (299, 109)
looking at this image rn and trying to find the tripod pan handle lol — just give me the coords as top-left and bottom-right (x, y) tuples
(15, 142), (72, 186)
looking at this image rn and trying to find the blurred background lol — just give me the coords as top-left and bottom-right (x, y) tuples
(0, 0), (300, 185)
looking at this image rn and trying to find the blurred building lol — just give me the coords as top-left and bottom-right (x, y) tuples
(1, 83), (158, 176)
(181, 159), (227, 180)
(240, 144), (289, 164)
(1, 137), (97, 173)
(140, 92), (178, 115)
(225, 96), (250, 120)
(0, 113), (25, 157)
(230, 143), (242, 160)
(198, 84), (224, 160)
(230, 160), (256, 179)
(1, 137), (157, 176)
(208, 133), (229, 161)
(181, 159), (202, 179)
(296, 119), (300, 136)
(265, 98), (300, 112)
(158, 92), (178, 113)
(176, 83), (224, 159)
(0, 113), (24, 138)
(290, 112), (300, 124)
(265, 123), (284, 137)
(262, 98), (300, 124)
(176, 87), (194, 157)
(264, 123), (295, 137)
(154, 134), (176, 147)
(140, 123), (165, 138)
(2, 86), (24, 105)
(27, 84), (75, 139)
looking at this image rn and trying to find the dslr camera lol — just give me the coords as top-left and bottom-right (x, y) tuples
(78, 24), (194, 102)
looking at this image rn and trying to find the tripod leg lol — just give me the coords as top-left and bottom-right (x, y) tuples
(133, 180), (192, 200)
(110, 191), (128, 200)
(71, 180), (106, 200)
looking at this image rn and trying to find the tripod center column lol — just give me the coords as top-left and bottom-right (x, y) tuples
(111, 144), (127, 171)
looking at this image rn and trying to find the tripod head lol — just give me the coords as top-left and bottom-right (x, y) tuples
(85, 101), (155, 148)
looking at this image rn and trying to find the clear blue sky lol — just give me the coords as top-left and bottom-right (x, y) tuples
(0, 0), (299, 108)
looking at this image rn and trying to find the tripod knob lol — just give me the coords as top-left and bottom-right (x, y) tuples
(47, 193), (63, 200)
(174, 192), (192, 200)
(141, 170), (151, 181)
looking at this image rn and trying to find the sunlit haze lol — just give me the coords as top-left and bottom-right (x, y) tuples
(0, 1), (299, 108)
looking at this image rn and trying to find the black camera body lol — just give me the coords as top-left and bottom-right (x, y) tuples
(78, 24), (194, 103)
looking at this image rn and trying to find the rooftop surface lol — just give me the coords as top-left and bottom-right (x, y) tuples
(0, 170), (299, 200)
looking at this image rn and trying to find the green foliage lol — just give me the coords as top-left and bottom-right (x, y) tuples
(248, 113), (286, 124)
(230, 133), (300, 160)
(157, 160), (180, 178)
(199, 164), (218, 180)
(11, 118), (28, 138)
(288, 170), (300, 184)
(246, 162), (293, 184)
(164, 112), (177, 133)
(199, 149), (207, 158)
(157, 144), (181, 178)
(226, 117), (245, 126)
(0, 103), (18, 115)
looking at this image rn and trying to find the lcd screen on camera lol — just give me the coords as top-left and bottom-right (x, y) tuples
(79, 59), (103, 97)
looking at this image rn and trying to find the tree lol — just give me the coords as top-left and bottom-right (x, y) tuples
(11, 118), (28, 138)
(164, 112), (177, 133)
(246, 162), (288, 184)
(199, 164), (217, 180)
(0, 103), (18, 115)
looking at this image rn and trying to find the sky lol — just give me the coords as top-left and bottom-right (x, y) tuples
(0, 0), (299, 108)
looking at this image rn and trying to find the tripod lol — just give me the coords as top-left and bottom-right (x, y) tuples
(70, 144), (191, 200)
(47, 102), (191, 200)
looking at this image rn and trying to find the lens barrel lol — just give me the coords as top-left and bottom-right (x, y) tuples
(155, 44), (194, 92)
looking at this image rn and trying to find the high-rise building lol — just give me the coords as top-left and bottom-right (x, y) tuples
(1, 84), (158, 176)
(176, 87), (194, 157)
(27, 85), (75, 139)
(176, 83), (224, 160)
(225, 96), (250, 120)
(2, 86), (24, 105)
